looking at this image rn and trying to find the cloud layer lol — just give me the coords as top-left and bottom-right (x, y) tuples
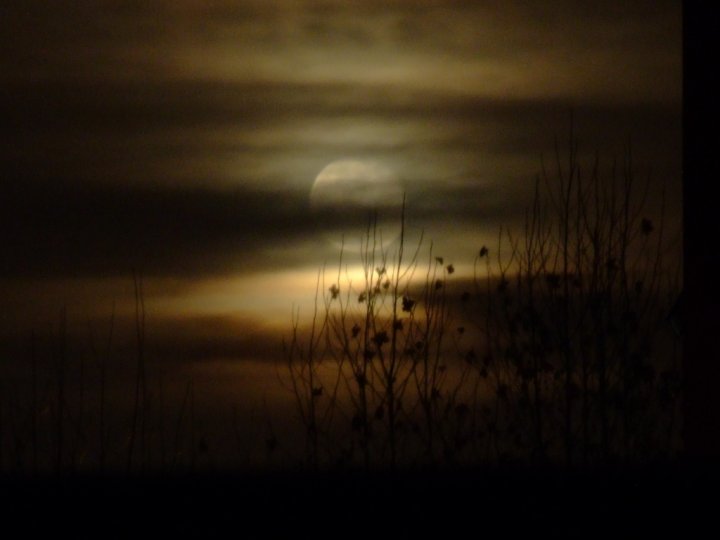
(1, 1), (681, 323)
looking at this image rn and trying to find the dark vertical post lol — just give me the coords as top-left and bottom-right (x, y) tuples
(683, 3), (720, 461)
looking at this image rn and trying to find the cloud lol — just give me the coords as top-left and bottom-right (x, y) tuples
(0, 174), (509, 279)
(1, 72), (680, 280)
(3, 78), (680, 187)
(1, 1), (680, 282)
(0, 179), (308, 278)
(3, 1), (680, 103)
(148, 313), (285, 363)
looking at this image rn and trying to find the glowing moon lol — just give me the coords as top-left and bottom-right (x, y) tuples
(310, 160), (403, 209)
(310, 160), (404, 249)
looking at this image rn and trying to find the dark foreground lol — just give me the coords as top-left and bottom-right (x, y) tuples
(1, 463), (716, 538)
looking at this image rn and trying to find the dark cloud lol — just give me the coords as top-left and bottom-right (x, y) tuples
(148, 314), (285, 364)
(0, 179), (307, 278)
(0, 174), (518, 279)
(0, 0), (681, 333)
(1, 69), (679, 279)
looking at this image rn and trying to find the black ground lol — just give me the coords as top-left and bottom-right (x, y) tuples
(2, 463), (715, 538)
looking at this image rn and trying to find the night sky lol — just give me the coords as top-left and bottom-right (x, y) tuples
(0, 1), (681, 464)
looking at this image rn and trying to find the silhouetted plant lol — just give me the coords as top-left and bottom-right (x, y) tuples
(462, 133), (681, 465)
(0, 274), (222, 475)
(282, 201), (473, 468)
(285, 130), (681, 469)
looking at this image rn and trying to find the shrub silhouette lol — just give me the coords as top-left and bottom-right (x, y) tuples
(0, 134), (680, 474)
(0, 275), (213, 475)
(283, 202), (473, 468)
(284, 134), (681, 469)
(464, 138), (681, 466)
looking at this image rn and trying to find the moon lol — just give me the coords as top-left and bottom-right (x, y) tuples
(310, 159), (404, 250)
